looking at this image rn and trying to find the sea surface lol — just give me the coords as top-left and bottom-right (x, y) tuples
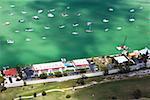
(0, 0), (149, 67)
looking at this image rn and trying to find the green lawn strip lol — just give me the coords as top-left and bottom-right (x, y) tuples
(72, 76), (150, 100)
(0, 76), (103, 100)
(18, 76), (103, 96)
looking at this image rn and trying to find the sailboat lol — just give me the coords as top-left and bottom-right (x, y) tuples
(85, 22), (93, 33)
(116, 36), (129, 51)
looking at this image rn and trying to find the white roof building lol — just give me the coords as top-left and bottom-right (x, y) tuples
(72, 59), (89, 66)
(32, 62), (65, 71)
(114, 56), (129, 64)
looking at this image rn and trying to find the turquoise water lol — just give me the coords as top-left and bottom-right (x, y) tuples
(0, 0), (149, 67)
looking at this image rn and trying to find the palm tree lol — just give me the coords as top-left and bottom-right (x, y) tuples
(0, 76), (5, 86)
(141, 51), (148, 67)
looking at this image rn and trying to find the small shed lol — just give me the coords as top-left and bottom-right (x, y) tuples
(113, 56), (129, 64)
(72, 59), (90, 69)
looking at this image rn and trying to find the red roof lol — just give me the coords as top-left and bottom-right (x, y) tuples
(3, 68), (17, 76)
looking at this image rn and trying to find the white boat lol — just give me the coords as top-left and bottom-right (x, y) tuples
(25, 28), (34, 32)
(72, 31), (79, 35)
(18, 19), (25, 23)
(10, 5), (15, 8)
(66, 6), (70, 9)
(9, 13), (14, 16)
(61, 13), (68, 17)
(44, 26), (50, 30)
(49, 9), (55, 12)
(139, 6), (143, 10)
(32, 16), (39, 20)
(7, 39), (14, 44)
(87, 22), (92, 26)
(77, 13), (81, 16)
(21, 11), (27, 14)
(85, 29), (93, 33)
(42, 36), (46, 40)
(116, 26), (122, 30)
(15, 30), (20, 33)
(47, 13), (54, 18)
(104, 28), (109, 32)
(5, 22), (10, 25)
(102, 19), (109, 23)
(108, 8), (114, 12)
(38, 9), (43, 14)
(73, 23), (79, 27)
(25, 38), (31, 42)
(85, 25), (93, 33)
(129, 18), (135, 22)
(59, 25), (65, 29)
(116, 45), (128, 51)
(129, 9), (135, 13)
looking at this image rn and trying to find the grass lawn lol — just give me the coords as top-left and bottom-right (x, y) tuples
(0, 76), (103, 100)
(35, 76), (150, 100)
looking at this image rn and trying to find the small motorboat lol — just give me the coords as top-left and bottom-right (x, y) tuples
(116, 45), (128, 51)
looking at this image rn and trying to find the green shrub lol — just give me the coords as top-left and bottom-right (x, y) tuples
(24, 81), (27, 86)
(66, 94), (71, 98)
(42, 91), (46, 96)
(63, 72), (68, 76)
(76, 78), (85, 85)
(48, 73), (53, 76)
(79, 69), (87, 73)
(54, 72), (62, 77)
(132, 89), (142, 99)
(39, 73), (47, 79)
(33, 92), (37, 97)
